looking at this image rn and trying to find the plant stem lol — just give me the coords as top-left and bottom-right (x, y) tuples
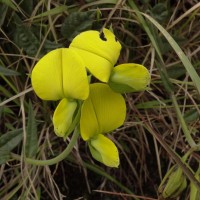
(11, 127), (79, 166)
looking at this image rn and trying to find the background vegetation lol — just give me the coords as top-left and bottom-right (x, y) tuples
(0, 0), (200, 199)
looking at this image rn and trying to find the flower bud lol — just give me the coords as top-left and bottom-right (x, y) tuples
(109, 63), (150, 93)
(190, 168), (200, 200)
(53, 98), (77, 137)
(88, 134), (119, 168)
(158, 165), (187, 199)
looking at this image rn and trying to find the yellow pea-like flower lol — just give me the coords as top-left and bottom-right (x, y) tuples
(80, 83), (126, 167)
(31, 48), (89, 137)
(70, 28), (121, 82)
(31, 48), (89, 101)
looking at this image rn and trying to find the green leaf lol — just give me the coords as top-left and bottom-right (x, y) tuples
(0, 4), (8, 27)
(25, 101), (38, 158)
(13, 14), (63, 57)
(184, 109), (199, 123)
(16, 0), (33, 16)
(0, 0), (18, 11)
(142, 12), (200, 95)
(31, 5), (68, 20)
(0, 65), (20, 76)
(61, 11), (95, 41)
(167, 65), (186, 79)
(13, 14), (40, 57)
(43, 39), (63, 53)
(0, 129), (23, 164)
(150, 3), (169, 23)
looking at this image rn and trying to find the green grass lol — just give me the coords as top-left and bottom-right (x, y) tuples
(0, 1), (200, 199)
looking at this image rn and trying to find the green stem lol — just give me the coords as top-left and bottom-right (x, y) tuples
(11, 127), (80, 166)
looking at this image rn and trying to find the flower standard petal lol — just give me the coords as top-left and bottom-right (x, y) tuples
(53, 98), (77, 137)
(62, 49), (89, 100)
(70, 28), (121, 82)
(80, 83), (126, 140)
(88, 134), (119, 168)
(67, 48), (112, 82)
(109, 63), (151, 93)
(31, 48), (64, 100)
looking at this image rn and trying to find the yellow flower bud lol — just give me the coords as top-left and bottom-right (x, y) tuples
(53, 98), (77, 137)
(88, 134), (119, 168)
(109, 63), (150, 93)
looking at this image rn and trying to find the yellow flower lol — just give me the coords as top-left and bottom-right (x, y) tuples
(80, 83), (126, 167)
(109, 63), (151, 93)
(70, 28), (121, 82)
(31, 48), (89, 137)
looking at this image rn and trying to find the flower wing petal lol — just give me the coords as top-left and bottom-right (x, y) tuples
(88, 134), (119, 168)
(80, 83), (126, 140)
(80, 97), (99, 141)
(53, 98), (77, 137)
(62, 49), (89, 100)
(89, 83), (126, 133)
(31, 48), (63, 100)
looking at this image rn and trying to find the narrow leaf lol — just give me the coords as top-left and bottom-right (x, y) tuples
(0, 65), (20, 76)
(17, 0), (33, 16)
(25, 101), (38, 158)
(13, 14), (40, 57)
(142, 12), (200, 95)
(31, 5), (68, 20)
(0, 4), (8, 27)
(0, 129), (23, 164)
(0, 0), (18, 11)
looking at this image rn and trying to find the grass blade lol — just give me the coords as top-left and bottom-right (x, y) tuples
(142, 12), (200, 95)
(25, 101), (38, 158)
